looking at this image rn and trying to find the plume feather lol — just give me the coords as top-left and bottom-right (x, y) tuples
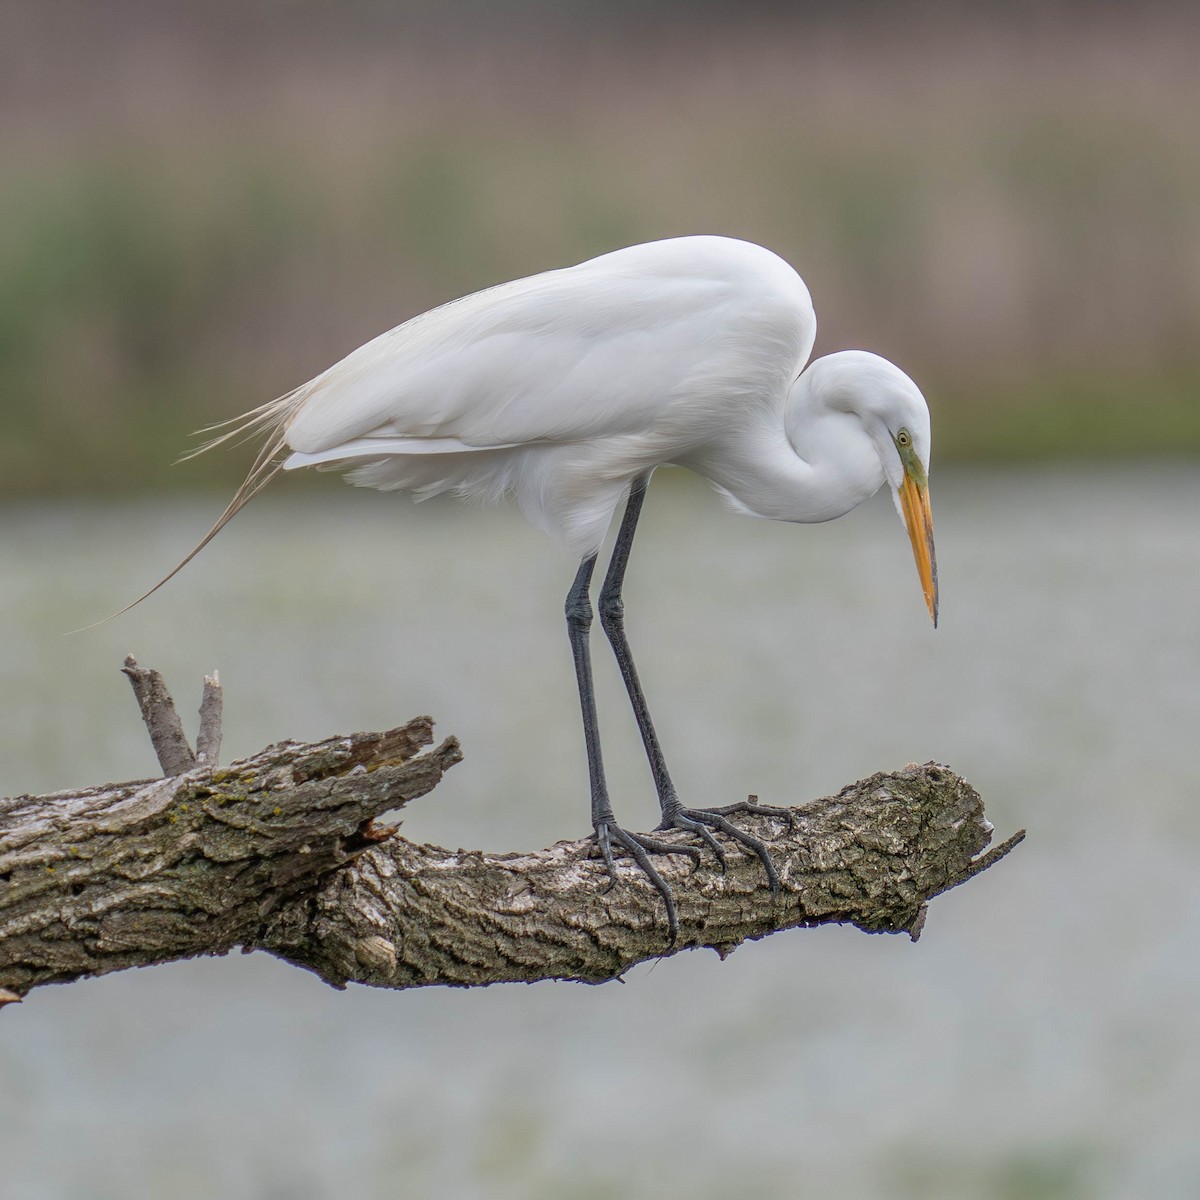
(77, 387), (308, 630)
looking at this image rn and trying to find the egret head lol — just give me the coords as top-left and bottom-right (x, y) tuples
(811, 351), (939, 626)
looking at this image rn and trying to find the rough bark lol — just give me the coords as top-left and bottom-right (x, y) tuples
(0, 663), (1023, 1004)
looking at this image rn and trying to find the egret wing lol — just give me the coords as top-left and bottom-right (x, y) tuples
(111, 238), (813, 616)
(282, 236), (814, 458)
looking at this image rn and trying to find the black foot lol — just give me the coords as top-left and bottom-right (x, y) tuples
(657, 797), (792, 896)
(592, 819), (701, 939)
(706, 795), (797, 830)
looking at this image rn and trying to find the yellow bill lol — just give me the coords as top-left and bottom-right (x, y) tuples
(897, 455), (938, 627)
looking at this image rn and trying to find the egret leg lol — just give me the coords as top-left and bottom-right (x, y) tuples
(598, 477), (791, 896)
(565, 554), (698, 938)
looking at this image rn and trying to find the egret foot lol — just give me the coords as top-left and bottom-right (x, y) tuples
(592, 818), (702, 938)
(706, 795), (797, 831)
(657, 800), (791, 896)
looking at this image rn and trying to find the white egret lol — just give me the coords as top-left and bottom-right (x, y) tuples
(133, 235), (938, 935)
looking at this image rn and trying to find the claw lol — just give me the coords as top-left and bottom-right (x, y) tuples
(659, 811), (726, 868)
(661, 802), (784, 897)
(686, 809), (779, 894)
(707, 795), (796, 832)
(594, 820), (619, 889)
(588, 798), (787, 941)
(591, 820), (699, 939)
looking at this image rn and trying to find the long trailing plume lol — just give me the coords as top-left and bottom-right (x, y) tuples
(81, 387), (309, 628)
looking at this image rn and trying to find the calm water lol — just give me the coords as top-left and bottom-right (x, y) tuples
(2, 464), (1199, 1199)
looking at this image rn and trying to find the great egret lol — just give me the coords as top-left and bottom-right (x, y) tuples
(134, 235), (938, 935)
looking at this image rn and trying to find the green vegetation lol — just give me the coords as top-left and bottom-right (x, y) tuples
(938, 366), (1200, 462)
(3, 15), (1199, 494)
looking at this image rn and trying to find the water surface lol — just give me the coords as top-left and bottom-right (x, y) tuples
(2, 464), (1198, 1198)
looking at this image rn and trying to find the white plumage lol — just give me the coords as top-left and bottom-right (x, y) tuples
(264, 236), (823, 555)
(173, 235), (933, 573)
(134, 234), (939, 935)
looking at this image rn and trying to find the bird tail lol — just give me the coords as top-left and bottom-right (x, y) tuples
(78, 387), (308, 629)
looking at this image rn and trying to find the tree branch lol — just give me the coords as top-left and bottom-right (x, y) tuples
(120, 655), (199, 776)
(0, 663), (1023, 1003)
(194, 671), (223, 767)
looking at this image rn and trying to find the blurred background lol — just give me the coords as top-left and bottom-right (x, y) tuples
(2, 2), (1199, 1198)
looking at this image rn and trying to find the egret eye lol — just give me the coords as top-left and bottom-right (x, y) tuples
(896, 429), (911, 448)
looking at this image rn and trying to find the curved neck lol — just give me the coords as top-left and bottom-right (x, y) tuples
(688, 368), (886, 524)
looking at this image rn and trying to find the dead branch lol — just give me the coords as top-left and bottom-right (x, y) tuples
(120, 655), (199, 776)
(0, 662), (1023, 1003)
(195, 671), (223, 766)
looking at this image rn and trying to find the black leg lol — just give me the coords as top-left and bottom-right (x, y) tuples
(598, 478), (681, 812)
(565, 555), (606, 816)
(565, 552), (697, 938)
(598, 476), (791, 895)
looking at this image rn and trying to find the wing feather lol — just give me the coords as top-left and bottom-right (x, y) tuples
(106, 236), (814, 618)
(283, 236), (813, 456)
